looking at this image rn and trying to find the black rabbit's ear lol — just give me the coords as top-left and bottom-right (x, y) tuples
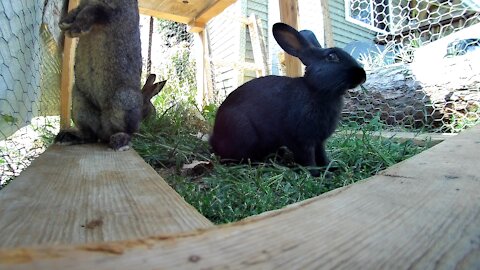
(299, 30), (322, 48)
(273, 23), (311, 58)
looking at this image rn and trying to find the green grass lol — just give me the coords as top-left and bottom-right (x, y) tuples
(133, 105), (431, 224)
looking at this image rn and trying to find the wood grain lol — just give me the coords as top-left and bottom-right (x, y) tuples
(0, 124), (478, 269)
(348, 131), (457, 146)
(279, 0), (303, 77)
(0, 144), (213, 248)
(59, 0), (80, 129)
(248, 14), (269, 77)
(320, 0), (334, 47)
(139, 0), (237, 32)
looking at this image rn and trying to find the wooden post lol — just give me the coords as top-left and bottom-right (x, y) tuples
(194, 30), (212, 108)
(194, 32), (204, 108)
(279, 0), (302, 77)
(320, 0), (334, 47)
(59, 0), (79, 129)
(248, 14), (269, 77)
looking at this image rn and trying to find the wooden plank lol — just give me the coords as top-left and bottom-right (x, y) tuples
(247, 14), (269, 77)
(138, 7), (191, 24)
(320, 0), (334, 47)
(59, 0), (80, 129)
(0, 144), (213, 248)
(279, 0), (302, 77)
(138, 0), (204, 23)
(189, 0), (237, 32)
(1, 125), (479, 268)
(194, 31), (206, 108)
(346, 131), (457, 146)
(138, 0), (237, 32)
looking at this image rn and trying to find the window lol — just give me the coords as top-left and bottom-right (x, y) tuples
(345, 0), (390, 33)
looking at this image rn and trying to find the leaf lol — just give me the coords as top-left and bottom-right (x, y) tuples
(1, 114), (18, 124)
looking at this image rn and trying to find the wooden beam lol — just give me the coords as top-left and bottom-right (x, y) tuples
(279, 0), (302, 77)
(0, 125), (479, 268)
(0, 144), (213, 248)
(320, 0), (334, 47)
(194, 31), (206, 108)
(138, 7), (191, 24)
(59, 0), (80, 129)
(247, 14), (269, 77)
(188, 0), (237, 32)
(139, 0), (237, 33)
(352, 131), (457, 146)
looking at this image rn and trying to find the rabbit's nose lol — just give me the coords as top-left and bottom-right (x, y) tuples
(351, 67), (367, 86)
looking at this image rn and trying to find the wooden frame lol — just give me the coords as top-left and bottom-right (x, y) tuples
(59, 0), (80, 129)
(278, 0), (302, 77)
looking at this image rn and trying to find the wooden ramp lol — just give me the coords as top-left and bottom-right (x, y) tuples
(0, 144), (213, 248)
(0, 126), (479, 269)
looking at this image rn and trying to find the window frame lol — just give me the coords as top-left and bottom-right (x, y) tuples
(344, 0), (391, 34)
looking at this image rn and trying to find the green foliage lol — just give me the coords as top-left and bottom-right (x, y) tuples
(202, 103), (218, 127)
(133, 105), (431, 224)
(150, 19), (197, 112)
(448, 106), (480, 132)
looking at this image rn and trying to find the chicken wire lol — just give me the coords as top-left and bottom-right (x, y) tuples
(343, 0), (480, 132)
(0, 0), (63, 188)
(139, 15), (201, 114)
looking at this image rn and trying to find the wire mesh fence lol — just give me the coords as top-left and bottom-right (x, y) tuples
(140, 16), (198, 111)
(0, 0), (63, 187)
(343, 0), (480, 132)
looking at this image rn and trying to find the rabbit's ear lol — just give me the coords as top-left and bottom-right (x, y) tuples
(144, 80), (166, 100)
(273, 23), (315, 65)
(145, 74), (157, 87)
(273, 23), (309, 57)
(299, 30), (322, 48)
(152, 80), (167, 97)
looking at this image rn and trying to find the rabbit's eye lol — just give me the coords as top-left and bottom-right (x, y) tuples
(326, 53), (339, 62)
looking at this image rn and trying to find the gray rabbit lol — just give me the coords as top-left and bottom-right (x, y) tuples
(55, 0), (142, 151)
(141, 74), (166, 119)
(210, 23), (366, 175)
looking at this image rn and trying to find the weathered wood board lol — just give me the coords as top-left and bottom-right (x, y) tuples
(138, 0), (237, 31)
(351, 130), (457, 146)
(0, 125), (478, 269)
(0, 144), (213, 248)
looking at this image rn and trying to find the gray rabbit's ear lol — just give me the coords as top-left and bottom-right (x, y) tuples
(153, 80), (167, 96)
(299, 30), (322, 48)
(144, 74), (157, 88)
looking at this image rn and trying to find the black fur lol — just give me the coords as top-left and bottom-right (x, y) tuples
(210, 23), (366, 175)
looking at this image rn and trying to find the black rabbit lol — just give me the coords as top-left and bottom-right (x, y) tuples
(210, 22), (366, 175)
(54, 0), (142, 151)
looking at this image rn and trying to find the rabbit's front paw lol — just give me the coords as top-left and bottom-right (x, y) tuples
(60, 21), (93, 38)
(59, 13), (94, 38)
(109, 132), (131, 151)
(55, 130), (83, 145)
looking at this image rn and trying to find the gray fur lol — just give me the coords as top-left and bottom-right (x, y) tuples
(55, 0), (142, 151)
